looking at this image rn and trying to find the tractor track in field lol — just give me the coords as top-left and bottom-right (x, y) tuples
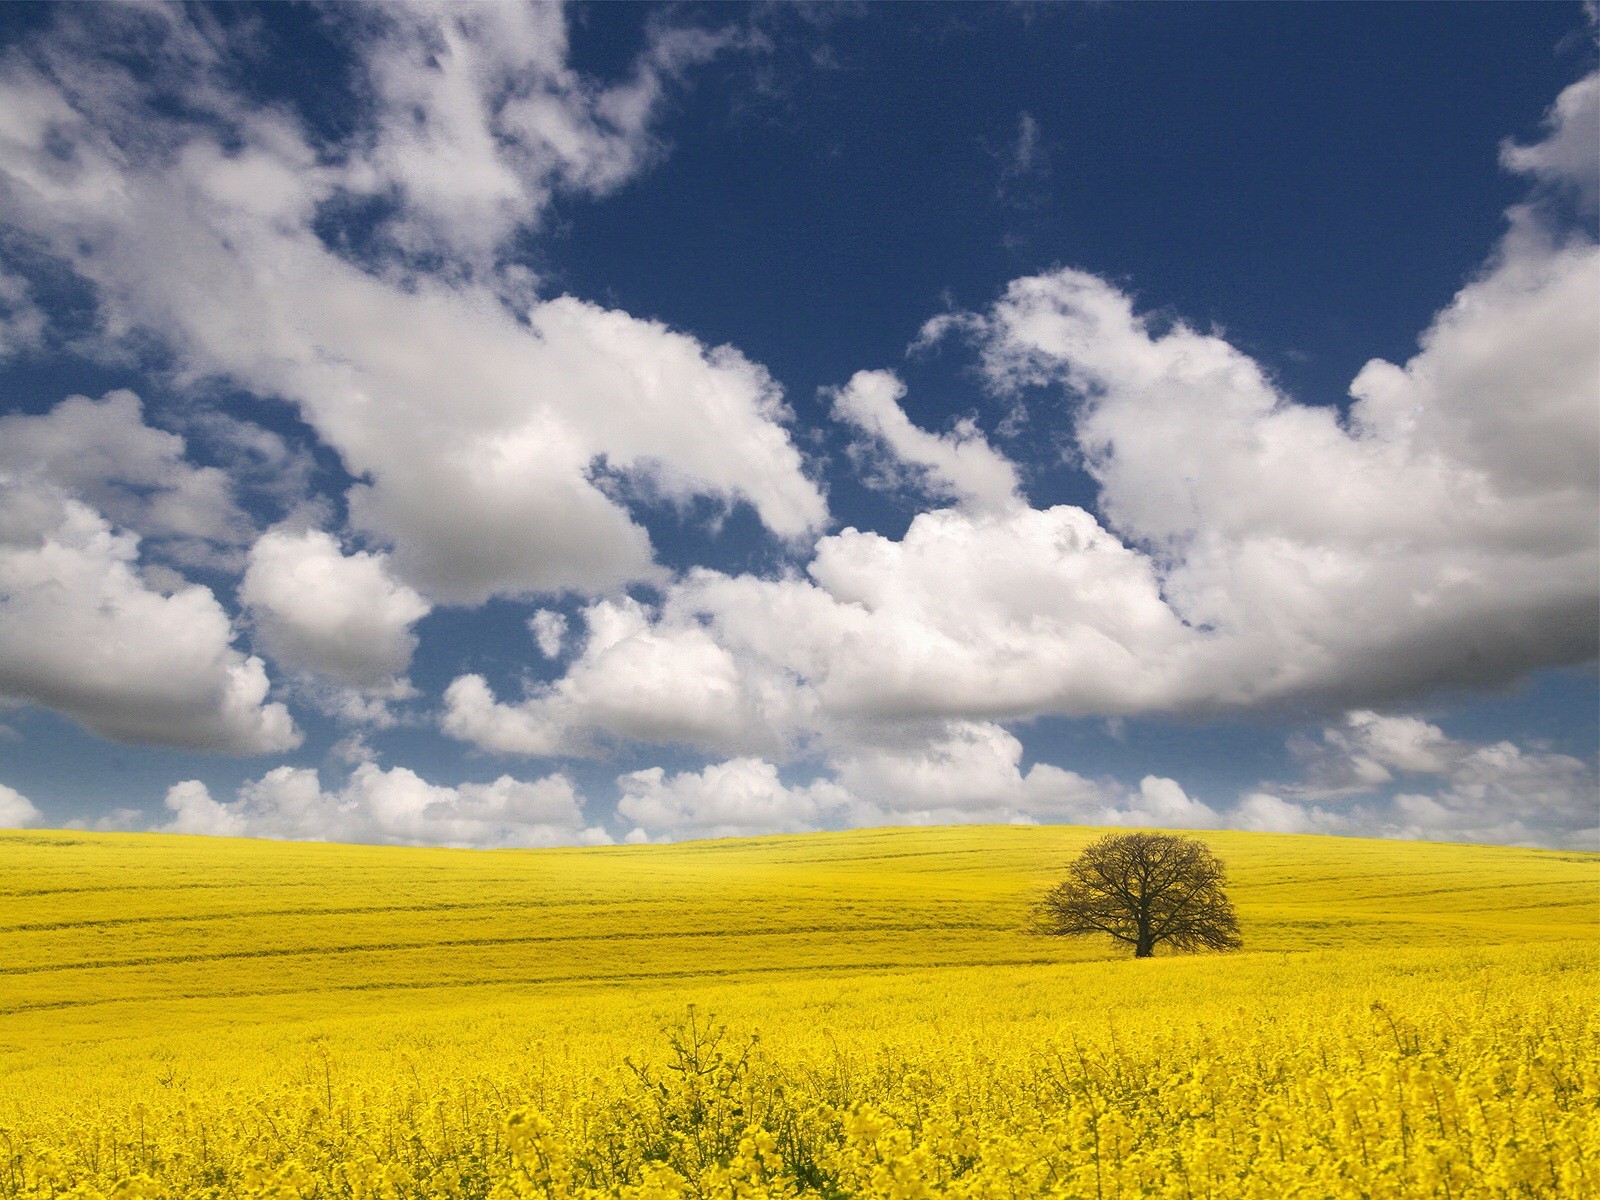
(1308, 879), (1596, 903)
(0, 954), (1066, 1017)
(0, 875), (630, 899)
(0, 896), (698, 933)
(0, 920), (1015, 978)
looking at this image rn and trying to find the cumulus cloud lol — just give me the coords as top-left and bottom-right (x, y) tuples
(609, 731), (1220, 842)
(349, 0), (735, 265)
(617, 757), (852, 841)
(0, 476), (298, 752)
(0, 391), (250, 557)
(1112, 776), (1226, 830)
(444, 594), (810, 757)
(1296, 710), (1456, 793)
(184, 410), (318, 515)
(529, 609), (568, 659)
(1388, 740), (1596, 848)
(0, 3), (822, 607)
(332, 731), (379, 767)
(1239, 711), (1598, 848)
(441, 675), (563, 757)
(240, 527), (431, 689)
(1230, 792), (1357, 838)
(163, 761), (608, 848)
(829, 721), (1102, 824)
(829, 369), (1021, 513)
(0, 782), (41, 828)
(949, 169), (1597, 711)
(1501, 72), (1599, 206)
(443, 502), (1187, 763)
(831, 720), (1220, 828)
(641, 503), (1185, 729)
(455, 65), (1597, 765)
(291, 676), (419, 732)
(441, 64), (1597, 852)
(600, 710), (1591, 846)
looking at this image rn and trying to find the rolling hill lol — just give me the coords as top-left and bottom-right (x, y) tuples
(0, 825), (1595, 1197)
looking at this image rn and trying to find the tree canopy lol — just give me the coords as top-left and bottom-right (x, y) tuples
(1033, 831), (1242, 958)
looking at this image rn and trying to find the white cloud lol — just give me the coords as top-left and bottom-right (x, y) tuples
(606, 729), (1221, 842)
(800, 506), (1191, 717)
(162, 761), (608, 848)
(0, 390), (249, 553)
(163, 778), (247, 838)
(441, 674), (564, 757)
(0, 268), (45, 358)
(443, 66), (1597, 859)
(1501, 72), (1599, 206)
(0, 3), (823, 607)
(443, 594), (810, 757)
(996, 110), (1050, 205)
(459, 130), (1595, 750)
(957, 171), (1597, 710)
(617, 757), (852, 841)
(1302, 710), (1456, 791)
(443, 503), (1187, 759)
(240, 527), (430, 689)
(529, 609), (568, 658)
(0, 476), (299, 753)
(292, 676), (418, 732)
(1403, 739), (1596, 847)
(659, 502), (1191, 727)
(332, 731), (378, 766)
(185, 410), (318, 515)
(830, 721), (1101, 825)
(1230, 792), (1358, 837)
(350, 1), (734, 265)
(830, 369), (1021, 513)
(0, 782), (41, 828)
(1004, 111), (1043, 179)
(1244, 710), (1598, 848)
(830, 721), (1219, 829)
(1115, 775), (1224, 830)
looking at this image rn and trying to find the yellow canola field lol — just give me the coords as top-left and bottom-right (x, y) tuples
(0, 825), (1596, 1199)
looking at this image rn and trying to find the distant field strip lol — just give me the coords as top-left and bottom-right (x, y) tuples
(0, 825), (1594, 1026)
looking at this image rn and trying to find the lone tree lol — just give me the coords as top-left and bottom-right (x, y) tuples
(1033, 831), (1242, 958)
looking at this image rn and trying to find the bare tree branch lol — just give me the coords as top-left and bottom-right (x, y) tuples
(1030, 832), (1243, 958)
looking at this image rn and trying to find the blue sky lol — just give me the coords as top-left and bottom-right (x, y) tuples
(0, 1), (1595, 849)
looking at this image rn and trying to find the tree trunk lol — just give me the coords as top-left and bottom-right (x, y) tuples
(1135, 908), (1154, 957)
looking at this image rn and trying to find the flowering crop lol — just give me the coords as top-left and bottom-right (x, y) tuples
(0, 826), (1594, 1198)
